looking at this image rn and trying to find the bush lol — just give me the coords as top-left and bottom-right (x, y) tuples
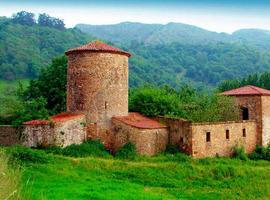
(249, 145), (270, 161)
(165, 144), (179, 154)
(6, 145), (50, 164)
(232, 146), (248, 161)
(115, 142), (137, 160)
(42, 140), (111, 158)
(212, 165), (237, 180)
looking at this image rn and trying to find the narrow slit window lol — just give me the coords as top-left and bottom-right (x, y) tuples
(226, 130), (230, 140)
(243, 129), (246, 137)
(105, 101), (108, 110)
(206, 132), (211, 142)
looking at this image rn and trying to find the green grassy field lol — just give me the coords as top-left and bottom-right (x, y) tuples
(18, 152), (270, 200)
(0, 79), (29, 95)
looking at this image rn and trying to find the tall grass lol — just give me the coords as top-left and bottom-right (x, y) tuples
(0, 151), (23, 200)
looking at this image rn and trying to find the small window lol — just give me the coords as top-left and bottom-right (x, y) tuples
(180, 137), (184, 143)
(242, 107), (249, 120)
(105, 101), (108, 109)
(206, 132), (211, 142)
(243, 129), (246, 137)
(226, 130), (230, 140)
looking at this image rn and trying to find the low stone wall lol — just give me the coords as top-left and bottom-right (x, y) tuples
(23, 116), (86, 148)
(112, 119), (169, 156)
(0, 125), (21, 146)
(156, 116), (192, 154)
(191, 120), (257, 158)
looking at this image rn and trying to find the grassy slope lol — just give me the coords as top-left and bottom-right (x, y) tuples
(23, 154), (270, 200)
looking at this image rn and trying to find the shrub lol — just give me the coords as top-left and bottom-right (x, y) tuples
(232, 146), (248, 161)
(165, 144), (179, 154)
(212, 165), (237, 180)
(42, 140), (110, 158)
(249, 145), (270, 161)
(61, 140), (110, 157)
(115, 142), (137, 160)
(6, 145), (50, 164)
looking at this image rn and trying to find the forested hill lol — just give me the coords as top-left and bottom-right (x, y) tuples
(77, 22), (270, 87)
(2, 12), (270, 88)
(0, 15), (93, 80)
(76, 22), (270, 50)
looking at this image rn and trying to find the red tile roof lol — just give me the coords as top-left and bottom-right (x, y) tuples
(113, 112), (167, 129)
(65, 41), (131, 57)
(221, 85), (270, 96)
(23, 120), (50, 125)
(23, 112), (85, 125)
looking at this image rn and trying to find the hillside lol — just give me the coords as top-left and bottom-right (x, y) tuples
(0, 17), (93, 80)
(2, 16), (270, 87)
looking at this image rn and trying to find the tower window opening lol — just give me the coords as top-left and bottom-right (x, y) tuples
(243, 128), (246, 137)
(226, 130), (230, 140)
(206, 132), (211, 142)
(242, 107), (249, 120)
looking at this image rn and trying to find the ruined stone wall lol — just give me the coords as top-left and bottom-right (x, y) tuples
(234, 95), (262, 145)
(22, 116), (86, 147)
(22, 124), (54, 147)
(0, 125), (21, 146)
(112, 119), (169, 156)
(54, 117), (86, 147)
(66, 52), (129, 130)
(261, 96), (270, 146)
(156, 116), (192, 154)
(191, 121), (257, 158)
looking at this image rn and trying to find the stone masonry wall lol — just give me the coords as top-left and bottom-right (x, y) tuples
(261, 96), (270, 146)
(22, 116), (86, 147)
(54, 117), (86, 147)
(234, 95), (262, 145)
(156, 116), (192, 154)
(0, 125), (21, 146)
(191, 120), (257, 158)
(112, 119), (169, 156)
(66, 52), (129, 129)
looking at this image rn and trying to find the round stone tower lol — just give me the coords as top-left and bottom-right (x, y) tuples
(65, 41), (131, 142)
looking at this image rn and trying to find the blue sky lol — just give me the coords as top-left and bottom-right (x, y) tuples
(1, 0), (270, 33)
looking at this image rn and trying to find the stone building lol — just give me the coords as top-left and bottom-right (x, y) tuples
(65, 41), (131, 148)
(1, 41), (270, 157)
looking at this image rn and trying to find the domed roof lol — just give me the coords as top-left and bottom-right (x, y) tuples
(65, 40), (131, 57)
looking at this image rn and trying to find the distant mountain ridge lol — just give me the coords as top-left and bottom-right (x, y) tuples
(76, 22), (270, 50)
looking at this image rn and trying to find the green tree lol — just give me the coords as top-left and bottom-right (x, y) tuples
(24, 56), (67, 114)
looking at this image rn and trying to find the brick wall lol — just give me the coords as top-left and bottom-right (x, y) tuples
(234, 95), (262, 145)
(191, 120), (257, 158)
(157, 116), (192, 154)
(112, 119), (169, 156)
(261, 96), (270, 146)
(0, 125), (21, 146)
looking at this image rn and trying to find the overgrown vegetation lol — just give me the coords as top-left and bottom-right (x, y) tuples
(249, 145), (270, 161)
(129, 85), (240, 122)
(42, 140), (111, 158)
(15, 147), (270, 199)
(0, 151), (25, 199)
(6, 145), (51, 164)
(115, 142), (137, 160)
(232, 146), (249, 161)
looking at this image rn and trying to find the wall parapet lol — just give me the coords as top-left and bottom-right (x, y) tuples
(191, 120), (256, 126)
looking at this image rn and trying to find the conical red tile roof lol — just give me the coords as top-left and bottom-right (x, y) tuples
(65, 40), (131, 57)
(221, 85), (270, 96)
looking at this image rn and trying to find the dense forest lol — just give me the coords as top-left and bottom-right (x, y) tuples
(0, 12), (93, 80)
(2, 12), (270, 88)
